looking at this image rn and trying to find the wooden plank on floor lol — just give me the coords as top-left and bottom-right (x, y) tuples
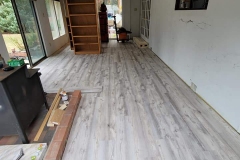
(47, 110), (55, 127)
(47, 96), (61, 127)
(59, 104), (68, 110)
(34, 88), (62, 141)
(51, 109), (65, 126)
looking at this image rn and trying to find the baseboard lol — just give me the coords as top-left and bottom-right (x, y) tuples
(151, 50), (240, 135)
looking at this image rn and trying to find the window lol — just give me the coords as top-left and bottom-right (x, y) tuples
(175, 0), (209, 10)
(45, 0), (65, 39)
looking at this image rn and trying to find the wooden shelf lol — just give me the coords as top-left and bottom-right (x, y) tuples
(67, 0), (95, 2)
(67, 0), (101, 54)
(73, 37), (98, 43)
(73, 35), (98, 38)
(71, 25), (97, 27)
(74, 43), (98, 45)
(69, 14), (96, 16)
(68, 3), (95, 5)
(75, 51), (99, 54)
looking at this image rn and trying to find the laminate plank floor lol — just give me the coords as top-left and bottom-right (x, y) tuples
(36, 41), (240, 160)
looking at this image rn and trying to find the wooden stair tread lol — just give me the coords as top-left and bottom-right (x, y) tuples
(71, 25), (97, 27)
(73, 35), (98, 38)
(74, 43), (98, 45)
(69, 14), (96, 16)
(75, 51), (99, 54)
(68, 3), (95, 5)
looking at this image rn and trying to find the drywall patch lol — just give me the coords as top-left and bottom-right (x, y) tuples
(179, 18), (211, 30)
(233, 63), (240, 68)
(180, 18), (194, 24)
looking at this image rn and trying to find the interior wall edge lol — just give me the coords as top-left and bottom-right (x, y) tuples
(149, 0), (240, 132)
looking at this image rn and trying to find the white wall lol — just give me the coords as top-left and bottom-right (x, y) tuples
(149, 0), (240, 132)
(0, 33), (9, 62)
(34, 0), (68, 57)
(122, 0), (141, 37)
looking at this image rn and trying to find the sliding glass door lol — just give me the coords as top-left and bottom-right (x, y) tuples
(11, 0), (46, 65)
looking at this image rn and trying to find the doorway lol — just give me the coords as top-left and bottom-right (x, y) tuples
(0, 0), (46, 67)
(97, 0), (122, 39)
(106, 0), (122, 39)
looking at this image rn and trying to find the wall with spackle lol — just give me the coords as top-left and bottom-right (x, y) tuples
(149, 0), (240, 132)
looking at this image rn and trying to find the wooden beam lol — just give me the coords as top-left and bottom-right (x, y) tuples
(34, 88), (62, 141)
(47, 110), (55, 127)
(51, 109), (64, 126)
(44, 86), (103, 94)
(59, 104), (68, 110)
(47, 95), (62, 127)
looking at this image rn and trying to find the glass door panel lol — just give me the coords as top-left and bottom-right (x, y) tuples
(12, 0), (45, 64)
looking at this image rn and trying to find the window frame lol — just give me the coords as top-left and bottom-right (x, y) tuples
(175, 0), (209, 10)
(45, 0), (66, 40)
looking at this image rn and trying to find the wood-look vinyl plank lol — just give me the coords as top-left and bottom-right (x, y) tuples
(124, 56), (157, 159)
(137, 48), (238, 158)
(36, 41), (240, 160)
(38, 47), (70, 72)
(88, 55), (103, 87)
(65, 55), (91, 89)
(81, 55), (99, 86)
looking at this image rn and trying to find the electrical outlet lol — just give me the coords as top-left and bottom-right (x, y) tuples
(191, 82), (197, 92)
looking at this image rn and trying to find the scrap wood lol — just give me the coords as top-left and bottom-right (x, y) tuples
(47, 110), (56, 127)
(33, 88), (62, 142)
(64, 101), (69, 105)
(59, 104), (68, 110)
(51, 109), (64, 125)
(47, 96), (61, 127)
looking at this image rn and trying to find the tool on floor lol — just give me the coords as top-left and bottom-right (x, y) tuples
(47, 89), (69, 127)
(113, 16), (132, 42)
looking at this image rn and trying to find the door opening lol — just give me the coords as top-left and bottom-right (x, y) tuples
(97, 0), (122, 40)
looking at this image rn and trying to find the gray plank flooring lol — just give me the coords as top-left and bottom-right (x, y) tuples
(36, 41), (240, 160)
